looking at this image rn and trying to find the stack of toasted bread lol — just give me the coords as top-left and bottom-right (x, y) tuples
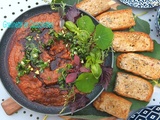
(76, 0), (158, 119)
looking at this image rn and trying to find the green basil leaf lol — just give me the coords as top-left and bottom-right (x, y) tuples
(90, 52), (95, 58)
(85, 62), (91, 69)
(76, 15), (95, 34)
(91, 64), (102, 79)
(65, 21), (79, 34)
(75, 73), (98, 93)
(133, 17), (150, 34)
(95, 59), (103, 64)
(76, 30), (90, 42)
(94, 24), (113, 50)
(95, 49), (101, 60)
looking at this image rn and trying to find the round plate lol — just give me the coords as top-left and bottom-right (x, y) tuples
(155, 7), (160, 36)
(0, 4), (113, 115)
(119, 0), (159, 8)
(128, 105), (160, 120)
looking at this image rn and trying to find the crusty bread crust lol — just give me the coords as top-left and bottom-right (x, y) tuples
(114, 72), (153, 102)
(113, 31), (154, 52)
(117, 53), (160, 80)
(96, 9), (135, 30)
(76, 0), (110, 17)
(93, 92), (132, 119)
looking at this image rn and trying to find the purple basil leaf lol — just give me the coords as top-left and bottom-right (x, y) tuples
(65, 5), (80, 23)
(69, 93), (90, 114)
(73, 55), (80, 66)
(99, 66), (113, 89)
(66, 72), (78, 83)
(67, 69), (76, 73)
(79, 66), (90, 73)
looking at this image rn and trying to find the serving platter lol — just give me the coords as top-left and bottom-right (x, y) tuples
(128, 105), (160, 120)
(119, 0), (160, 8)
(155, 7), (160, 36)
(1, 0), (160, 120)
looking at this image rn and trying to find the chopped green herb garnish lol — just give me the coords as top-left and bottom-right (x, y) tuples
(16, 35), (49, 83)
(26, 36), (33, 41)
(57, 64), (73, 89)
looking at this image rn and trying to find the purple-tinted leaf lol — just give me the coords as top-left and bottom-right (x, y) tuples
(67, 68), (76, 73)
(66, 72), (78, 83)
(79, 66), (90, 73)
(99, 66), (113, 89)
(65, 5), (80, 23)
(73, 55), (80, 66)
(69, 93), (90, 114)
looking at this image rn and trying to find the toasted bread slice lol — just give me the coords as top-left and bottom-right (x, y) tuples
(117, 53), (160, 80)
(96, 9), (135, 30)
(76, 0), (112, 17)
(114, 72), (153, 102)
(112, 31), (154, 52)
(93, 92), (132, 119)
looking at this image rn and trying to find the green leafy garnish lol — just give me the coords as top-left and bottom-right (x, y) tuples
(16, 35), (49, 83)
(76, 15), (95, 34)
(50, 15), (113, 93)
(65, 21), (80, 34)
(91, 64), (102, 79)
(85, 49), (103, 79)
(58, 64), (73, 89)
(75, 73), (99, 93)
(94, 24), (113, 50)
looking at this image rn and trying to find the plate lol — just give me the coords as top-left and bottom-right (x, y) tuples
(128, 105), (160, 120)
(119, 0), (159, 8)
(0, 4), (113, 115)
(155, 7), (160, 36)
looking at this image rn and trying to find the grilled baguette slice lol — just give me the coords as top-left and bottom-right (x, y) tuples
(76, 0), (112, 17)
(93, 92), (132, 119)
(96, 9), (135, 30)
(112, 31), (154, 52)
(114, 72), (153, 102)
(117, 53), (160, 80)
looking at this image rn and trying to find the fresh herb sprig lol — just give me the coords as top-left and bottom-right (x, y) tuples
(48, 15), (113, 93)
(58, 64), (73, 89)
(60, 15), (113, 93)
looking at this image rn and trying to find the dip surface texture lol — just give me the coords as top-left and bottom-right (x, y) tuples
(8, 12), (73, 106)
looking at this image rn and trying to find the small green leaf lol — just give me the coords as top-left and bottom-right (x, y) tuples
(95, 49), (101, 60)
(133, 17), (150, 34)
(95, 59), (103, 64)
(76, 15), (95, 34)
(117, 5), (130, 10)
(91, 64), (102, 79)
(75, 73), (99, 93)
(76, 30), (90, 42)
(65, 21), (79, 34)
(94, 24), (113, 50)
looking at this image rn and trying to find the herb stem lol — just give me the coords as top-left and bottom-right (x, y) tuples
(59, 86), (75, 114)
(43, 115), (48, 120)
(134, 11), (148, 18)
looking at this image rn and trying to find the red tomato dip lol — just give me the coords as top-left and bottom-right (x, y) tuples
(8, 12), (74, 106)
